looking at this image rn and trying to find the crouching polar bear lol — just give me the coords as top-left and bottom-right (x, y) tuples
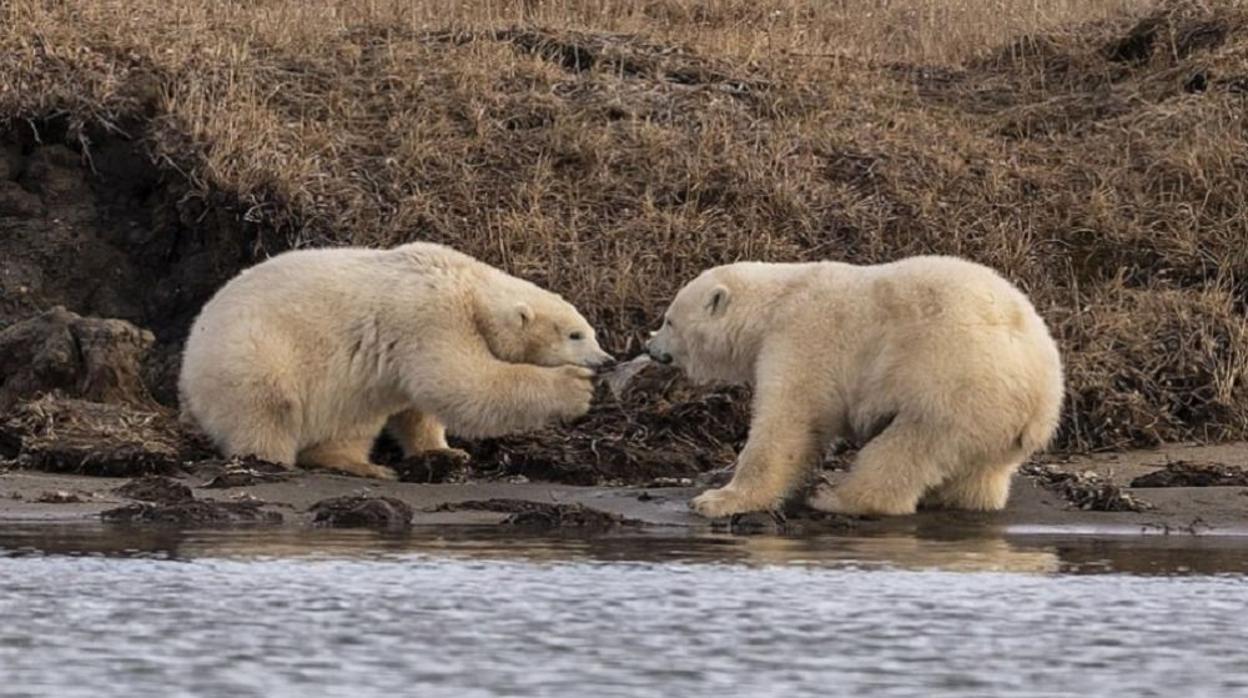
(645, 256), (1064, 517)
(179, 242), (612, 479)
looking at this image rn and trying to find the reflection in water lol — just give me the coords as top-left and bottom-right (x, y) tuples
(1, 526), (1247, 697)
(3, 524), (1248, 575)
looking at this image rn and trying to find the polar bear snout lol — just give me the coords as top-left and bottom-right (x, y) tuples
(647, 347), (673, 365)
(643, 334), (673, 365)
(584, 348), (617, 370)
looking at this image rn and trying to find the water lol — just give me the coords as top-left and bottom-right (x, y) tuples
(1, 526), (1247, 697)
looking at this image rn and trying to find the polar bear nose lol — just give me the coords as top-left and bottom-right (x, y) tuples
(589, 351), (616, 369)
(648, 348), (673, 364)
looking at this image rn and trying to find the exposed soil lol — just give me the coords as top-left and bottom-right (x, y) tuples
(1130, 461), (1248, 488)
(0, 121), (286, 405)
(309, 495), (414, 529)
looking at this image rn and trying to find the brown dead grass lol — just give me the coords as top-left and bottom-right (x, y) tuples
(2, 0), (1247, 458)
(1, 396), (195, 476)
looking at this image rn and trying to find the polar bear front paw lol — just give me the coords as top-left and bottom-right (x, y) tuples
(549, 365), (595, 420)
(690, 486), (772, 518)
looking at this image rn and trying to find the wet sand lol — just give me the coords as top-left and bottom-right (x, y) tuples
(2, 442), (1246, 536)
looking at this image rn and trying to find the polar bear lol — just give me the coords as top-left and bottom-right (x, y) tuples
(178, 242), (613, 479)
(645, 256), (1064, 517)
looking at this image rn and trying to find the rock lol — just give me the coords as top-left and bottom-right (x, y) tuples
(0, 306), (157, 413)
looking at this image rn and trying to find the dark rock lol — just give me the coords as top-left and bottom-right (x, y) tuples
(0, 307), (157, 413)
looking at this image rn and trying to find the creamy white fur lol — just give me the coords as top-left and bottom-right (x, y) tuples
(178, 242), (611, 479)
(646, 255), (1064, 517)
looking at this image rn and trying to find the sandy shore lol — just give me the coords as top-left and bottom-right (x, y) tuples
(2, 442), (1246, 536)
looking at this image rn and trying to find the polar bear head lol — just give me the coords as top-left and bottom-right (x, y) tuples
(477, 281), (615, 369)
(645, 265), (761, 385)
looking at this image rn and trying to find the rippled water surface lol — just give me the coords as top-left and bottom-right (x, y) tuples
(1, 526), (1247, 697)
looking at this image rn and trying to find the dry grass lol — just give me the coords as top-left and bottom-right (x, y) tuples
(2, 0), (1247, 457)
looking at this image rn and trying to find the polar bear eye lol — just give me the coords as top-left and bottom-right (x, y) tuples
(569, 331), (585, 341)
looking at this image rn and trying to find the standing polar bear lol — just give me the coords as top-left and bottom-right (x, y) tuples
(645, 256), (1064, 517)
(179, 242), (613, 479)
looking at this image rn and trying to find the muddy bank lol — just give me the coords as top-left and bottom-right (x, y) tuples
(3, 442), (1247, 535)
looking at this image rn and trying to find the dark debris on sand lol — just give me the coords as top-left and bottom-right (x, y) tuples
(309, 495), (413, 529)
(102, 500), (282, 525)
(466, 368), (748, 486)
(1130, 461), (1248, 488)
(34, 490), (85, 504)
(1, 396), (206, 477)
(433, 499), (639, 529)
(105, 474), (281, 524)
(393, 449), (472, 484)
(114, 475), (194, 504)
(193, 457), (297, 488)
(1022, 463), (1153, 512)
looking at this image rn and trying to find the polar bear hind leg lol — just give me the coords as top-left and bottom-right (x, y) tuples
(299, 420), (397, 480)
(385, 409), (457, 453)
(808, 420), (951, 516)
(921, 457), (1019, 511)
(209, 374), (301, 468)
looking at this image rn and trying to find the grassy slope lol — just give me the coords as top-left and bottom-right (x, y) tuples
(1, 0), (1245, 466)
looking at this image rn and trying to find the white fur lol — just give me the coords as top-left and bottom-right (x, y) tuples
(646, 256), (1064, 517)
(178, 242), (611, 479)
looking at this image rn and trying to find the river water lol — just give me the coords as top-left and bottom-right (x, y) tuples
(1, 526), (1246, 697)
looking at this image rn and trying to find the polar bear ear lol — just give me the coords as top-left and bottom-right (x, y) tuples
(514, 302), (534, 327)
(705, 285), (730, 316)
